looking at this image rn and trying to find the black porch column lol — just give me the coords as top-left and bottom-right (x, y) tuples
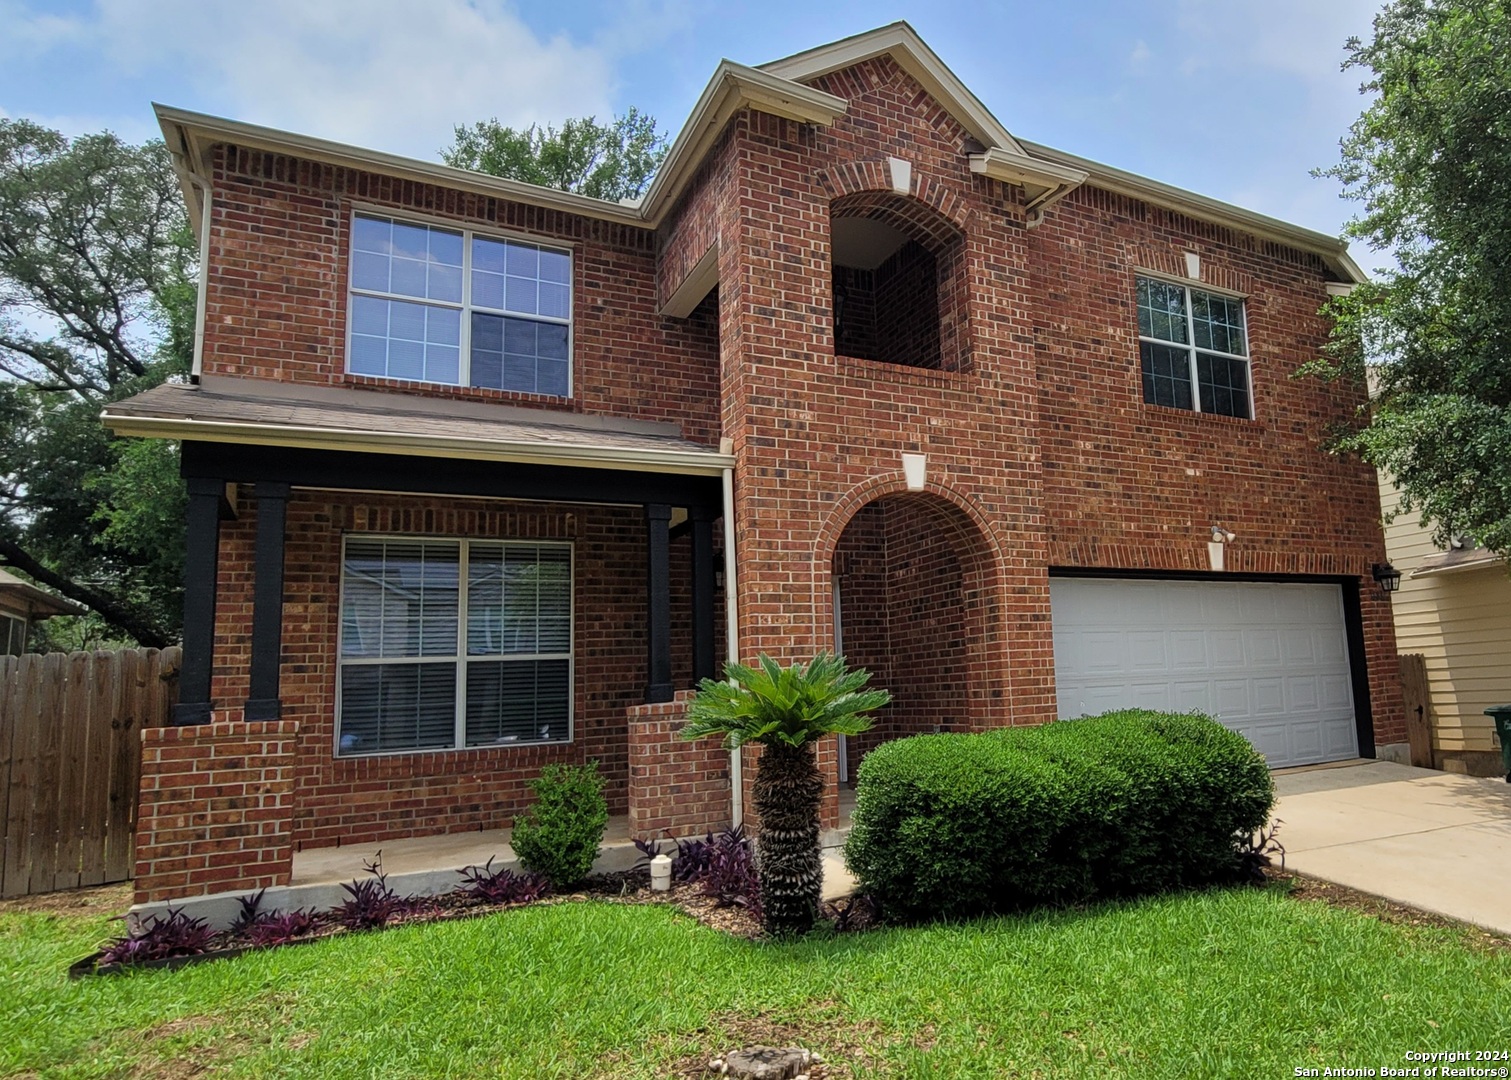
(645, 503), (674, 703)
(244, 482), (290, 721)
(690, 507), (717, 685)
(174, 477), (225, 725)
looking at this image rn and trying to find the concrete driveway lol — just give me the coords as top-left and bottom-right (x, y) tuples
(1274, 760), (1511, 936)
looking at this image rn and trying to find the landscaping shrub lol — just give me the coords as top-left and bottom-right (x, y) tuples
(98, 908), (216, 966)
(455, 859), (552, 905)
(511, 761), (610, 889)
(843, 709), (1275, 922)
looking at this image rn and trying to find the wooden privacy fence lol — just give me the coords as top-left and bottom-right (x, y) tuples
(0, 647), (180, 898)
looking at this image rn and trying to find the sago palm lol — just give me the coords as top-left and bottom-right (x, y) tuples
(681, 652), (890, 935)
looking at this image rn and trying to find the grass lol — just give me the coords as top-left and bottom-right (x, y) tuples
(2, 883), (1509, 1079)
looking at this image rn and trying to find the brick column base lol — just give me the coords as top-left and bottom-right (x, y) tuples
(626, 691), (730, 839)
(135, 719), (299, 904)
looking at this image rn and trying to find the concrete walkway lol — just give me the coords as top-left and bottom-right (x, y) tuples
(1274, 760), (1511, 936)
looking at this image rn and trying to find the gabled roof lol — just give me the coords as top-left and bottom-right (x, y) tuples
(154, 22), (1363, 282)
(761, 22), (1027, 156)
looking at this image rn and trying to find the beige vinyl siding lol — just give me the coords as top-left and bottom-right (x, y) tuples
(1379, 476), (1511, 752)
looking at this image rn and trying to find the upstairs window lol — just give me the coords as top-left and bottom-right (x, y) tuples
(347, 212), (572, 397)
(1136, 276), (1251, 419)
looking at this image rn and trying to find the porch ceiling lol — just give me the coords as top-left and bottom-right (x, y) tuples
(103, 377), (734, 477)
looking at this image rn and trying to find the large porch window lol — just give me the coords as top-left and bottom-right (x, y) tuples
(337, 537), (572, 755)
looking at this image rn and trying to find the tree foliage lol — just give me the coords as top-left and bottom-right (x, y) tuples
(1314, 0), (1511, 556)
(0, 119), (194, 647)
(441, 109), (668, 202)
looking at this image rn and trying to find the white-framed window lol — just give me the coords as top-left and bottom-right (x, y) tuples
(1136, 275), (1252, 419)
(336, 536), (573, 756)
(347, 211), (572, 397)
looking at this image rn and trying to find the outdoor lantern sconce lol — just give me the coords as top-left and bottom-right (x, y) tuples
(1372, 562), (1403, 595)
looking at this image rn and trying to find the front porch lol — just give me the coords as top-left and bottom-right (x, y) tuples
(108, 377), (740, 906)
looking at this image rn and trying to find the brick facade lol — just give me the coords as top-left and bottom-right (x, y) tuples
(626, 692), (731, 839)
(135, 721), (297, 903)
(130, 33), (1401, 901)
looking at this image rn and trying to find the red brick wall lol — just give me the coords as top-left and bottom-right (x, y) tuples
(882, 497), (969, 734)
(833, 502), (892, 776)
(873, 240), (942, 370)
(206, 489), (713, 849)
(201, 146), (723, 445)
(135, 720), (298, 903)
(626, 692), (731, 839)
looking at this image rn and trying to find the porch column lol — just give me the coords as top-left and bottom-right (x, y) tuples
(174, 476), (225, 725)
(645, 503), (673, 703)
(245, 482), (290, 721)
(690, 507), (717, 685)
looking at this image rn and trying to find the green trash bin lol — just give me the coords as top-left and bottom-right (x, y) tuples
(1485, 704), (1511, 783)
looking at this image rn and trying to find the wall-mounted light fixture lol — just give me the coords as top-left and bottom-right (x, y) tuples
(1207, 524), (1236, 571)
(1371, 562), (1403, 595)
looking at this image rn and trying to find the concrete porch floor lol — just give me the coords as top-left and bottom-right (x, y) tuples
(291, 816), (634, 886)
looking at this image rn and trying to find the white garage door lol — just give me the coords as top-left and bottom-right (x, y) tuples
(1050, 577), (1359, 768)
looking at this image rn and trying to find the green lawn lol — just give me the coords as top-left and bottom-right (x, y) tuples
(3, 884), (1508, 1079)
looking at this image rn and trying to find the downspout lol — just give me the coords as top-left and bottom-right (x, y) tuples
(173, 160), (213, 383)
(721, 463), (742, 828)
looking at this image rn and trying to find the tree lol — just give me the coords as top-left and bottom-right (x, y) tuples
(442, 109), (667, 202)
(681, 653), (890, 936)
(0, 119), (194, 647)
(1313, 0), (1511, 556)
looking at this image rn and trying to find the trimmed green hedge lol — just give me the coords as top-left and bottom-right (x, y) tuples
(843, 710), (1274, 921)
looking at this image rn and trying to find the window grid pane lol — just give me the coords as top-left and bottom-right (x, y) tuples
(1196, 352), (1252, 418)
(350, 213), (570, 397)
(1140, 341), (1194, 410)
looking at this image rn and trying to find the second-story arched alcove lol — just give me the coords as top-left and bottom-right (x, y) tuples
(830, 191), (970, 372)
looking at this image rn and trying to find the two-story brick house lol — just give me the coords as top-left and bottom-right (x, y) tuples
(106, 23), (1403, 906)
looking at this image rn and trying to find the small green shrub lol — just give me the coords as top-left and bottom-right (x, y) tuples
(511, 762), (610, 889)
(843, 710), (1274, 922)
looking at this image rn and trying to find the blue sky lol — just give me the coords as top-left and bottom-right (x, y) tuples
(0, 0), (1382, 259)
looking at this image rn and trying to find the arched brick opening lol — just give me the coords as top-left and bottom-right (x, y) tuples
(830, 192), (971, 372)
(830, 491), (996, 782)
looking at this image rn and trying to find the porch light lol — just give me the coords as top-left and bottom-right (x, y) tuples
(1371, 562), (1403, 595)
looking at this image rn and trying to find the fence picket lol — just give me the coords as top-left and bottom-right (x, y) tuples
(0, 648), (180, 896)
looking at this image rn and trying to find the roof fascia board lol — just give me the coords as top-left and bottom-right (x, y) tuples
(634, 63), (846, 220)
(759, 22), (1025, 157)
(1020, 138), (1366, 283)
(155, 65), (843, 237)
(155, 104), (647, 232)
(101, 412), (735, 477)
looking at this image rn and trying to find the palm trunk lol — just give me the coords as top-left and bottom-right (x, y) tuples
(752, 740), (825, 936)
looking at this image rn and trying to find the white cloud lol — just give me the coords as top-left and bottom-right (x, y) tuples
(3, 0), (634, 159)
(1128, 39), (1152, 74)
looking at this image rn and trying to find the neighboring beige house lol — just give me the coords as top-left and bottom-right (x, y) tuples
(1378, 478), (1511, 775)
(0, 568), (85, 656)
